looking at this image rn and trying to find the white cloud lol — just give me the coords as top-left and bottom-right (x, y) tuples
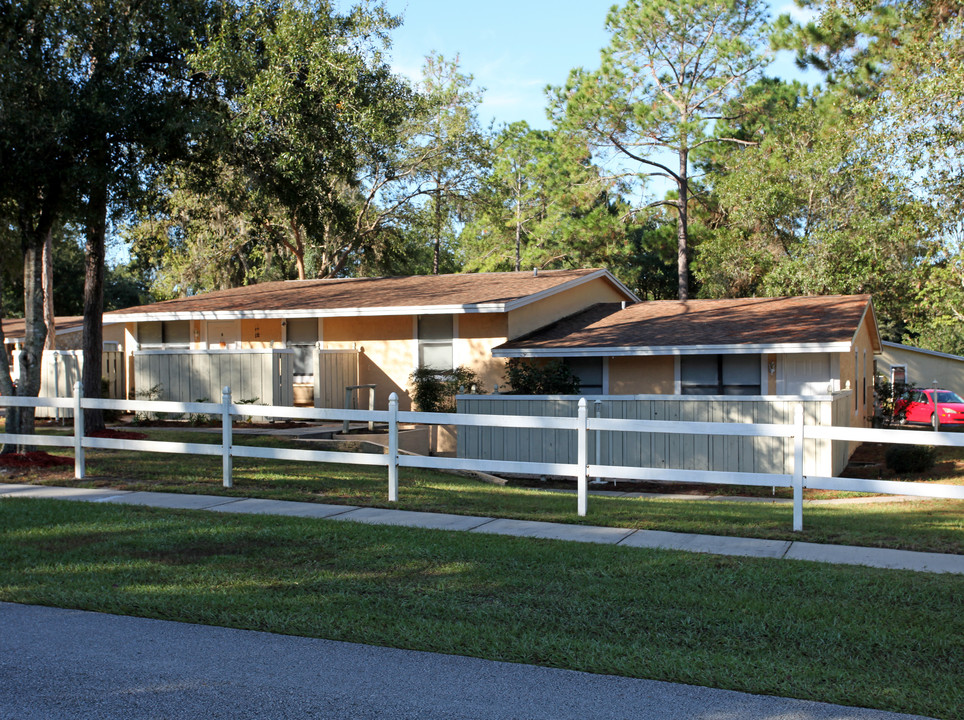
(774, 2), (818, 24)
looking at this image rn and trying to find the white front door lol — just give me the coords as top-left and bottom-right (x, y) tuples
(206, 321), (238, 349)
(783, 354), (832, 395)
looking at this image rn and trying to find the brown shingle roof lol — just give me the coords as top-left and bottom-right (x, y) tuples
(495, 295), (879, 355)
(2, 316), (85, 343)
(106, 269), (630, 319)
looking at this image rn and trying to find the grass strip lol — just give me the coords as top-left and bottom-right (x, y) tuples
(12, 429), (964, 554)
(1, 498), (962, 718)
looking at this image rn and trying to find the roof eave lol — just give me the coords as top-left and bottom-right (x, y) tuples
(882, 340), (964, 362)
(502, 269), (638, 312)
(851, 298), (882, 353)
(493, 342), (854, 358)
(106, 302), (515, 323)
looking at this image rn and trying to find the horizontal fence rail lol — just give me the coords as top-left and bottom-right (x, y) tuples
(1, 388), (963, 531)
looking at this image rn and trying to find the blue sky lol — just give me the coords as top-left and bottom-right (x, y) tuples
(379, 0), (823, 130)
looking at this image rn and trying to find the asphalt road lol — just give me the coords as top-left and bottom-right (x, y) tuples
(0, 602), (935, 720)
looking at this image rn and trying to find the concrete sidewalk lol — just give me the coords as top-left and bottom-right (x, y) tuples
(2, 482), (962, 574)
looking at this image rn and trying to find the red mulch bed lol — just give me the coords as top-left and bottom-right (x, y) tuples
(0, 451), (73, 468)
(0, 429), (148, 469)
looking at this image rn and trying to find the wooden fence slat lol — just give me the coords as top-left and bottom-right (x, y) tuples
(455, 394), (857, 479)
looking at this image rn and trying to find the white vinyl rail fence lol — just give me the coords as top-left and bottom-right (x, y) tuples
(3, 387), (964, 532)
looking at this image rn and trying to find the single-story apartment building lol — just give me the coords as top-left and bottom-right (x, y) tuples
(492, 294), (881, 423)
(457, 294), (882, 476)
(6, 279), (888, 475)
(102, 269), (638, 410)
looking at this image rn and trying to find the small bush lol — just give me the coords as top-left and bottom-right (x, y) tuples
(884, 445), (937, 474)
(132, 384), (163, 423)
(503, 358), (580, 395)
(235, 397), (261, 424)
(190, 398), (211, 426)
(410, 366), (479, 413)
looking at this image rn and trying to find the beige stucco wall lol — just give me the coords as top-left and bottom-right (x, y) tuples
(507, 277), (629, 339)
(324, 312), (517, 410)
(103, 323), (125, 347)
(608, 356), (675, 394)
(240, 319), (284, 349)
(838, 319), (878, 426)
(456, 314), (509, 393)
(878, 344), (964, 392)
(323, 315), (418, 410)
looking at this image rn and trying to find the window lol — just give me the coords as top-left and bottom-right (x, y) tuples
(286, 318), (318, 381)
(891, 365), (907, 386)
(418, 315), (453, 370)
(681, 355), (761, 396)
(138, 321), (190, 348)
(565, 358), (604, 394)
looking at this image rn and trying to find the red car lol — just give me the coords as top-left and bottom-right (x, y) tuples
(898, 388), (964, 430)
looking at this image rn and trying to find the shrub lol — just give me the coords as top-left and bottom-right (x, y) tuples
(190, 398), (211, 426)
(410, 366), (479, 413)
(873, 375), (913, 426)
(132, 384), (163, 423)
(503, 358), (580, 395)
(884, 445), (937, 474)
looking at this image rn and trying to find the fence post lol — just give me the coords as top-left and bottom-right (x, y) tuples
(222, 386), (233, 488)
(73, 381), (85, 480)
(388, 392), (399, 502)
(343, 386), (352, 434)
(793, 403), (804, 532)
(368, 385), (375, 431)
(577, 397), (588, 517)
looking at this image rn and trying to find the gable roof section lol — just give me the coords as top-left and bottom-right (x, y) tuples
(2, 316), (85, 345)
(494, 295), (880, 357)
(881, 340), (964, 363)
(106, 269), (637, 322)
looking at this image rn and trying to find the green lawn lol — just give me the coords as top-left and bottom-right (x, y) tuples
(6, 429), (963, 554)
(1, 498), (961, 719)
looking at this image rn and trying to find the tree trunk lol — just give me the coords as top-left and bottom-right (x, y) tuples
(0, 272), (19, 454)
(288, 215), (306, 280)
(82, 151), (108, 433)
(17, 228), (48, 448)
(676, 146), (690, 301)
(42, 227), (57, 351)
(515, 179), (522, 272)
(433, 190), (442, 275)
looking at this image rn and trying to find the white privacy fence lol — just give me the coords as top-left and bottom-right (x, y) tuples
(132, 349), (294, 409)
(3, 389), (964, 532)
(458, 394), (854, 476)
(36, 350), (125, 418)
